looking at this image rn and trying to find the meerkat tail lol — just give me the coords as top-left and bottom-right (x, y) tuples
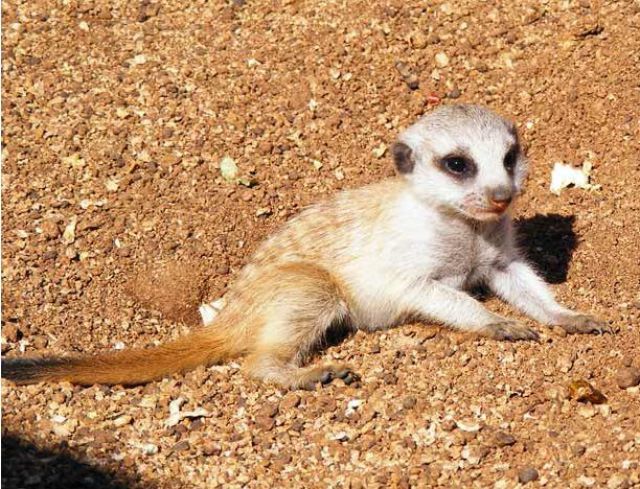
(1, 326), (236, 386)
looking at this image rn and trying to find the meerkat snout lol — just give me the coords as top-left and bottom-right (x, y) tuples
(486, 185), (514, 212)
(392, 104), (527, 221)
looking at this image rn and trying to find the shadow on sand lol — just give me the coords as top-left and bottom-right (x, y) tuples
(1, 432), (138, 489)
(515, 213), (578, 284)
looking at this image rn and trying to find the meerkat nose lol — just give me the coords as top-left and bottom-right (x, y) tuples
(488, 186), (513, 210)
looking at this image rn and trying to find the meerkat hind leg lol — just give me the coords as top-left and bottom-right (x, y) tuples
(245, 352), (359, 390)
(242, 262), (358, 390)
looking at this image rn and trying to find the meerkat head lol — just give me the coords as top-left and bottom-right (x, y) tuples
(392, 104), (527, 221)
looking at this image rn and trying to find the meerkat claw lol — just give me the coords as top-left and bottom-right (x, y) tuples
(482, 320), (540, 342)
(297, 364), (360, 390)
(559, 314), (613, 335)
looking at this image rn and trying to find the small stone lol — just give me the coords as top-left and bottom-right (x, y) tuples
(141, 443), (158, 455)
(518, 467), (539, 484)
(461, 444), (489, 465)
(578, 475), (596, 487)
(494, 431), (516, 447)
(52, 420), (77, 437)
(568, 379), (607, 404)
(202, 442), (221, 456)
(113, 415), (133, 427)
(52, 392), (67, 404)
(331, 431), (349, 441)
(137, 3), (160, 22)
(615, 367), (640, 389)
(441, 419), (457, 432)
(546, 384), (570, 402)
(383, 372), (398, 385)
(105, 179), (119, 192)
(220, 156), (238, 182)
(456, 420), (481, 433)
(577, 404), (597, 418)
(259, 403), (279, 418)
(41, 220), (61, 240)
(557, 355), (575, 373)
(394, 61), (419, 90)
(607, 474), (628, 489)
(402, 396), (417, 409)
(572, 444), (586, 456)
(410, 32), (428, 49)
(62, 217), (77, 245)
(405, 74), (419, 90)
(171, 440), (190, 452)
(447, 88), (461, 99)
(372, 143), (387, 159)
(3, 324), (22, 342)
(256, 415), (275, 431)
(435, 52), (450, 68)
(280, 393), (301, 410)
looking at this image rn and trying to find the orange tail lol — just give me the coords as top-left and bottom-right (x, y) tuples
(1, 327), (236, 386)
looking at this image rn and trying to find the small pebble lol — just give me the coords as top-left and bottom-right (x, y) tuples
(578, 475), (596, 487)
(141, 443), (159, 455)
(402, 396), (417, 409)
(256, 416), (276, 431)
(113, 415), (133, 427)
(259, 403), (279, 418)
(518, 467), (539, 484)
(280, 393), (301, 410)
(410, 32), (428, 49)
(441, 419), (457, 432)
(435, 52), (450, 68)
(461, 444), (489, 465)
(572, 444), (586, 456)
(32, 335), (48, 349)
(171, 440), (190, 453)
(568, 379), (607, 404)
(615, 367), (640, 389)
(202, 442), (221, 456)
(494, 431), (516, 447)
(447, 88), (461, 99)
(607, 474), (628, 489)
(3, 324), (22, 342)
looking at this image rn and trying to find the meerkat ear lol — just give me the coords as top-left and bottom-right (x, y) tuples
(391, 141), (415, 174)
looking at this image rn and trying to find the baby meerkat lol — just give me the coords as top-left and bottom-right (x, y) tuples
(2, 104), (611, 390)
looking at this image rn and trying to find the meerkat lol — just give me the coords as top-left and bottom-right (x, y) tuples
(2, 104), (611, 390)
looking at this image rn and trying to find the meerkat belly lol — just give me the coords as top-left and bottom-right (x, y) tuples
(336, 231), (498, 329)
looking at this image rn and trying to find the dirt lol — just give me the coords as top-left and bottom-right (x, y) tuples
(2, 0), (640, 488)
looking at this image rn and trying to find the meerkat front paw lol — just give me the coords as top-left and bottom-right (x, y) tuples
(557, 314), (613, 335)
(480, 320), (540, 342)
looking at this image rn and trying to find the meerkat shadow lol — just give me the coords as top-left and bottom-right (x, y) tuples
(514, 213), (578, 284)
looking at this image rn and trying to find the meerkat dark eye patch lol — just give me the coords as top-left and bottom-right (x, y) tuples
(391, 141), (415, 174)
(439, 154), (477, 179)
(503, 144), (519, 174)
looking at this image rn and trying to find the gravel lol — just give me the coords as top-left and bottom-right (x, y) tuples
(2, 0), (640, 488)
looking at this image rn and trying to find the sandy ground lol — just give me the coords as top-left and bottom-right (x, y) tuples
(2, 0), (640, 487)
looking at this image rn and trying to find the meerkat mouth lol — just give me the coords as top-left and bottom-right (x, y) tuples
(462, 205), (509, 221)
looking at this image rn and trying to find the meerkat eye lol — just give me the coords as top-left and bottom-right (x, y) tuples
(441, 155), (474, 177)
(503, 145), (519, 173)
